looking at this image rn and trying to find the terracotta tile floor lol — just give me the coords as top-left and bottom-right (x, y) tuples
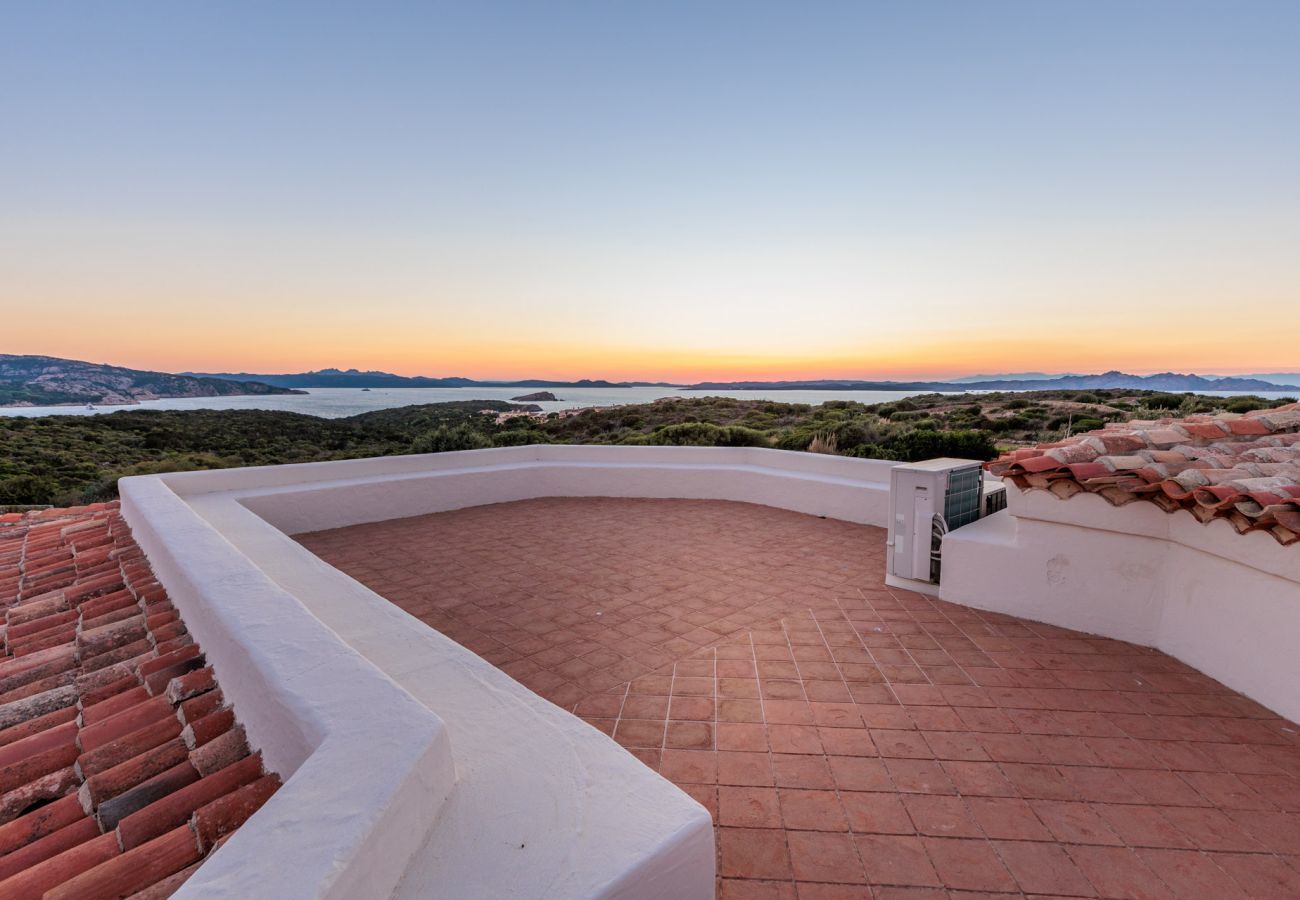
(300, 498), (1300, 898)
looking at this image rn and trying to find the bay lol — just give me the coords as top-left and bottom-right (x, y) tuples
(1, 386), (1294, 420)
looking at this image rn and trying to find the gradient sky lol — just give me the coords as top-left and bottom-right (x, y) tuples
(3, 2), (1299, 381)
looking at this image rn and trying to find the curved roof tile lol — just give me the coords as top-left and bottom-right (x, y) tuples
(0, 503), (281, 896)
(987, 403), (1300, 545)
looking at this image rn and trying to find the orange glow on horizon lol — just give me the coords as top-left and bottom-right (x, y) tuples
(8, 274), (1298, 384)
(11, 332), (1298, 385)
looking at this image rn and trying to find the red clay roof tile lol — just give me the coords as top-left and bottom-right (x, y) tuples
(0, 504), (281, 896)
(45, 824), (200, 900)
(193, 772), (279, 852)
(988, 403), (1300, 544)
(95, 759), (201, 831)
(115, 753), (263, 850)
(0, 817), (99, 883)
(0, 829), (121, 899)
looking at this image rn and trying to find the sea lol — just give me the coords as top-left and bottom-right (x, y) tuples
(1, 386), (1296, 420)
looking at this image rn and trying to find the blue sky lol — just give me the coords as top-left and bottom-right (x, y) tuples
(3, 2), (1298, 378)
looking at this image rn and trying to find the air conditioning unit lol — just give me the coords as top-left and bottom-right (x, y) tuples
(983, 482), (1008, 516)
(886, 458), (1001, 589)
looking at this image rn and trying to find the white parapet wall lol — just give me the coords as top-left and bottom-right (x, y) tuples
(161, 443), (896, 535)
(120, 476), (456, 900)
(940, 485), (1300, 723)
(119, 444), (896, 899)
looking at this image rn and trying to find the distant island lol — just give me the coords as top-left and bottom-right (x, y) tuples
(510, 391), (559, 402)
(683, 371), (1297, 392)
(187, 368), (677, 389)
(0, 355), (304, 408)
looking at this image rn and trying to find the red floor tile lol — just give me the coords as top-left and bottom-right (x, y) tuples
(301, 496), (1300, 899)
(921, 837), (1016, 892)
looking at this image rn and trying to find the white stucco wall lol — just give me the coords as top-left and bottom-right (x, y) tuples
(120, 477), (456, 900)
(941, 486), (1300, 723)
(119, 445), (896, 899)
(163, 444), (894, 534)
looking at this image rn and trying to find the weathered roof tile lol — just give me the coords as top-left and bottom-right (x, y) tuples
(0, 504), (281, 895)
(989, 403), (1300, 544)
(47, 824), (200, 900)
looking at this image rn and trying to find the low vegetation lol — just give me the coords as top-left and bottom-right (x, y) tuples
(1, 391), (1293, 507)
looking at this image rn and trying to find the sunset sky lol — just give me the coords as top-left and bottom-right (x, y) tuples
(3, 2), (1299, 382)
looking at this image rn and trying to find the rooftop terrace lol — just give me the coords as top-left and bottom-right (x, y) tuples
(300, 496), (1300, 899)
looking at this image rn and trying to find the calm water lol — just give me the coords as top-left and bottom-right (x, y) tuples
(2, 387), (1295, 420)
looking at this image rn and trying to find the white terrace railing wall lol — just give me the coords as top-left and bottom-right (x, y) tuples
(118, 443), (1300, 897)
(120, 445), (896, 899)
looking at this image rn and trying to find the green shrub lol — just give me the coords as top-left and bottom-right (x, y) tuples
(492, 429), (546, 447)
(1223, 396), (1269, 413)
(648, 422), (769, 447)
(885, 428), (998, 462)
(1144, 393), (1186, 410)
(411, 424), (492, 453)
(774, 426), (818, 451)
(0, 474), (58, 505)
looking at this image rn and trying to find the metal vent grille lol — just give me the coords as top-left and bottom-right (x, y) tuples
(929, 514), (947, 583)
(942, 465), (983, 530)
(984, 486), (1008, 516)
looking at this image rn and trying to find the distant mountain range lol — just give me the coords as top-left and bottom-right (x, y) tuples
(194, 367), (1300, 393)
(186, 368), (677, 389)
(5, 357), (1295, 410)
(683, 371), (1297, 392)
(947, 371), (1300, 386)
(946, 372), (1084, 383)
(0, 355), (304, 407)
(1233, 373), (1300, 387)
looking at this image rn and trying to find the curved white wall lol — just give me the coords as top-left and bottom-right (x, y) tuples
(165, 444), (894, 535)
(121, 445), (897, 899)
(941, 487), (1300, 723)
(125, 443), (1300, 893)
(120, 477), (456, 900)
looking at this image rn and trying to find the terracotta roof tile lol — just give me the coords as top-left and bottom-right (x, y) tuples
(0, 829), (121, 899)
(0, 504), (282, 897)
(116, 753), (262, 850)
(45, 824), (200, 900)
(987, 403), (1300, 544)
(0, 816), (99, 883)
(192, 773), (279, 852)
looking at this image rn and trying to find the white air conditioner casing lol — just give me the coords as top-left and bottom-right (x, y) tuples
(886, 458), (990, 590)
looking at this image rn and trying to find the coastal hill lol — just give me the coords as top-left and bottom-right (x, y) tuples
(187, 368), (677, 389)
(684, 371), (1296, 392)
(0, 355), (304, 408)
